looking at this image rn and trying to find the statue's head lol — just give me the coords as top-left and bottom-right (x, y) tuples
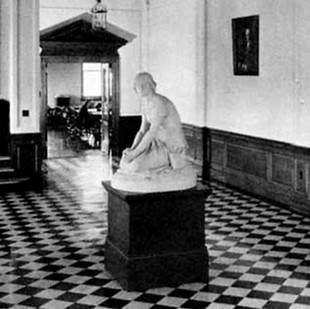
(134, 72), (156, 96)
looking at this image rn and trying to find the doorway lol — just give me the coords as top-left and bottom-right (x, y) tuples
(40, 12), (135, 159)
(41, 58), (118, 159)
(43, 61), (113, 158)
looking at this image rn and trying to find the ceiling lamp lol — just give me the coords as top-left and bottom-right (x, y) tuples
(91, 0), (108, 31)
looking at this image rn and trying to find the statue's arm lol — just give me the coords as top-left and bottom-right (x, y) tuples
(130, 115), (150, 150)
(128, 101), (166, 159)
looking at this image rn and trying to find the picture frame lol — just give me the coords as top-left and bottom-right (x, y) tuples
(232, 15), (259, 76)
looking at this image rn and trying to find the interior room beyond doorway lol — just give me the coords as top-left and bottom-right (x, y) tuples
(47, 62), (112, 158)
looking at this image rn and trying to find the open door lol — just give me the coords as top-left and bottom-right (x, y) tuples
(40, 60), (48, 159)
(0, 100), (10, 156)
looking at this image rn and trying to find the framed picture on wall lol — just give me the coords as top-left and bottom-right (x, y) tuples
(232, 15), (259, 76)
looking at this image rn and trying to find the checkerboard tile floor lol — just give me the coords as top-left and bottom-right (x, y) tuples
(0, 152), (310, 308)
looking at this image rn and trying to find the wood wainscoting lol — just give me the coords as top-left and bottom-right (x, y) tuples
(10, 133), (42, 177)
(182, 124), (310, 216)
(117, 120), (310, 216)
(207, 129), (310, 216)
(182, 124), (206, 178)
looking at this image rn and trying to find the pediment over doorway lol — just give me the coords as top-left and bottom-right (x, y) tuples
(40, 12), (136, 57)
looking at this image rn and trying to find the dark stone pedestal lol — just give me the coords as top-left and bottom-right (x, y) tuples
(102, 181), (211, 291)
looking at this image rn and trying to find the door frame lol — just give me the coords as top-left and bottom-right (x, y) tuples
(40, 55), (120, 159)
(40, 13), (135, 159)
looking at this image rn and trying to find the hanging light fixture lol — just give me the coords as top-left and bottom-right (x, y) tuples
(91, 0), (108, 31)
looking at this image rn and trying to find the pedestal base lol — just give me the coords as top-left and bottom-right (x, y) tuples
(102, 182), (211, 291)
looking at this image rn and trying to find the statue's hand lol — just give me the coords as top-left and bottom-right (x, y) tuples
(122, 148), (135, 162)
(122, 148), (132, 156)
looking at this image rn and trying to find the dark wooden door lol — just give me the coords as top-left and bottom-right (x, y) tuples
(0, 100), (10, 156)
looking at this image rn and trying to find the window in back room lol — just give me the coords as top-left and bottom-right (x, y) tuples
(82, 62), (110, 100)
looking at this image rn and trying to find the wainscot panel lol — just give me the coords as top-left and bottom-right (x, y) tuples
(10, 133), (43, 176)
(205, 129), (310, 217)
(227, 145), (267, 179)
(272, 154), (294, 187)
(296, 160), (308, 193)
(211, 141), (225, 167)
(182, 124), (204, 175)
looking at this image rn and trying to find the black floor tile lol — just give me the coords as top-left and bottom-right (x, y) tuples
(0, 133), (309, 308)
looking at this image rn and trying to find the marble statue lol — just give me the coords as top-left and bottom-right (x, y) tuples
(111, 72), (197, 192)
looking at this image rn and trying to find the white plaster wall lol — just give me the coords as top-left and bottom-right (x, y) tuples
(1, 0), (40, 133)
(292, 0), (310, 146)
(0, 1), (11, 99)
(18, 0), (41, 133)
(112, 9), (141, 115)
(40, 0), (142, 116)
(147, 0), (202, 125)
(40, 0), (91, 29)
(47, 63), (82, 108)
(206, 0), (298, 144)
(40, 0), (141, 29)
